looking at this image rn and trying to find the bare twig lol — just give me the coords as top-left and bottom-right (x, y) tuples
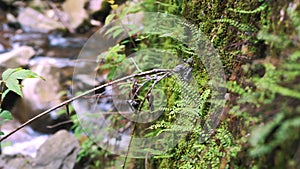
(132, 79), (151, 100)
(118, 121), (131, 133)
(82, 83), (128, 99)
(0, 69), (170, 142)
(130, 57), (142, 72)
(139, 72), (171, 109)
(122, 72), (171, 169)
(117, 20), (137, 49)
(47, 120), (73, 129)
(145, 152), (149, 169)
(65, 104), (70, 117)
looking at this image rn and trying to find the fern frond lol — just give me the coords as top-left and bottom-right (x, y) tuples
(229, 3), (268, 14)
(212, 19), (258, 32)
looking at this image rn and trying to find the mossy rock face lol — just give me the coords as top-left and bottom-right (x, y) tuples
(142, 0), (300, 169)
(181, 0), (266, 73)
(94, 0), (300, 168)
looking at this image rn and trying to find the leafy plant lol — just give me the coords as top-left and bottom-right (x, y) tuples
(0, 67), (43, 135)
(97, 44), (126, 80)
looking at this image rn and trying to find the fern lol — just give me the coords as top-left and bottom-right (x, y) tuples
(249, 113), (300, 157)
(212, 18), (258, 32)
(257, 30), (291, 49)
(148, 74), (211, 141)
(229, 3), (268, 14)
(255, 63), (300, 99)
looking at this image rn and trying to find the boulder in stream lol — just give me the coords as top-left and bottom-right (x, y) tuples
(0, 46), (34, 69)
(7, 57), (74, 133)
(17, 7), (64, 33)
(0, 130), (80, 169)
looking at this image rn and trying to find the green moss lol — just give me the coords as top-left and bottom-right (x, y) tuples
(141, 0), (300, 168)
(95, 0), (300, 168)
(157, 124), (239, 169)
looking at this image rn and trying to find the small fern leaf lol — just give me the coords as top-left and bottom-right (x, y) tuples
(212, 19), (258, 32)
(229, 3), (268, 14)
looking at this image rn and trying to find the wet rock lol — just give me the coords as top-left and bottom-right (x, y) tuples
(46, 34), (86, 58)
(0, 130), (80, 169)
(29, 57), (76, 68)
(0, 43), (5, 52)
(11, 33), (49, 49)
(0, 155), (34, 169)
(62, 0), (87, 29)
(22, 58), (63, 110)
(48, 34), (86, 48)
(34, 130), (80, 169)
(88, 0), (105, 12)
(9, 57), (74, 133)
(18, 7), (64, 33)
(2, 122), (49, 157)
(91, 0), (111, 23)
(3, 136), (48, 158)
(0, 46), (34, 68)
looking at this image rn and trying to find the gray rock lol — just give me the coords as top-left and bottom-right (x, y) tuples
(10, 57), (74, 133)
(0, 46), (34, 68)
(34, 130), (80, 169)
(0, 130), (80, 169)
(17, 7), (64, 33)
(22, 58), (63, 112)
(0, 155), (34, 169)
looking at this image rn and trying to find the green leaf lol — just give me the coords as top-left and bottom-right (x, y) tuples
(0, 131), (4, 135)
(105, 13), (116, 25)
(1, 68), (43, 97)
(1, 89), (10, 101)
(107, 66), (117, 80)
(112, 28), (125, 38)
(2, 68), (21, 80)
(128, 27), (141, 36)
(249, 113), (284, 146)
(289, 50), (300, 61)
(104, 25), (122, 36)
(2, 68), (42, 81)
(228, 3), (267, 14)
(115, 54), (126, 62)
(0, 110), (13, 121)
(6, 78), (22, 97)
(10, 69), (40, 79)
(119, 2), (142, 18)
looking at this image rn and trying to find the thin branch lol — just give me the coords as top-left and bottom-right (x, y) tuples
(145, 151), (149, 169)
(118, 121), (131, 133)
(47, 120), (73, 129)
(65, 104), (70, 117)
(117, 20), (137, 49)
(130, 57), (142, 73)
(139, 72), (171, 109)
(122, 72), (171, 168)
(0, 69), (170, 142)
